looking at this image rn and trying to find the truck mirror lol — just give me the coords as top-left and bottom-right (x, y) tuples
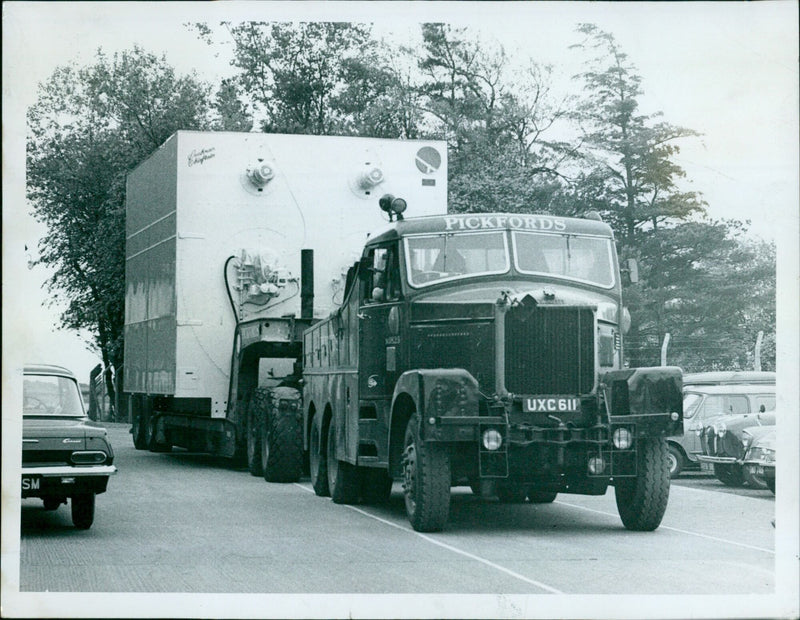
(624, 258), (639, 284)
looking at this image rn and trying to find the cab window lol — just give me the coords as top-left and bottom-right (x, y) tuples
(363, 244), (401, 304)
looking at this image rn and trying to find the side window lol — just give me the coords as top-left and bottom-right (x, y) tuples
(699, 394), (749, 417)
(363, 244), (401, 304)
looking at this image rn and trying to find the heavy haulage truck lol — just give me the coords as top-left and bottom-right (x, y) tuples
(125, 130), (683, 533)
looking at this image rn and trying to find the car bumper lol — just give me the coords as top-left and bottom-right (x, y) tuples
(21, 465), (117, 498)
(696, 455), (737, 465)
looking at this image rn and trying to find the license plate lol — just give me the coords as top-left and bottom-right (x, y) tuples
(522, 397), (580, 413)
(21, 475), (41, 491)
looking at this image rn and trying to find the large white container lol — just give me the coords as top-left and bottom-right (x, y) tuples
(124, 131), (447, 406)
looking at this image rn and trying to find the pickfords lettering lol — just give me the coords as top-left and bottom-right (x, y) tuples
(444, 214), (567, 231)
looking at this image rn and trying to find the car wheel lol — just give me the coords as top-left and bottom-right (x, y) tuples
(714, 463), (745, 487)
(743, 466), (767, 490)
(766, 477), (775, 495)
(666, 444), (683, 478)
(42, 497), (62, 511)
(71, 493), (95, 529)
(615, 438), (670, 531)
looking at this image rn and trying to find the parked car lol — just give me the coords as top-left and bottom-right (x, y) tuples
(22, 364), (117, 529)
(743, 426), (776, 494)
(666, 380), (775, 478)
(697, 409), (775, 488)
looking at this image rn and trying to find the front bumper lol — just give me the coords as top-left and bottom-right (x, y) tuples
(21, 465), (117, 498)
(696, 455), (737, 465)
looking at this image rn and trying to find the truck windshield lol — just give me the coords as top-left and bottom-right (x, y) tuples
(23, 374), (85, 417)
(405, 231), (509, 287)
(512, 231), (615, 288)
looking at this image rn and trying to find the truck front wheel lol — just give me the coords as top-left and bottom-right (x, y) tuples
(261, 387), (303, 483)
(402, 414), (451, 532)
(615, 438), (670, 531)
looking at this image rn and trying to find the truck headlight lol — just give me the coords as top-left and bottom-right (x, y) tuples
(612, 427), (633, 450)
(482, 429), (503, 451)
(588, 456), (606, 475)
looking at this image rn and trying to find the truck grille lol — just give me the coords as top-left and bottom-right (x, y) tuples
(505, 305), (595, 395)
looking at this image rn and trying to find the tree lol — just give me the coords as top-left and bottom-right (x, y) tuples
(569, 24), (706, 243)
(624, 220), (776, 371)
(27, 47), (213, 415)
(416, 24), (574, 214)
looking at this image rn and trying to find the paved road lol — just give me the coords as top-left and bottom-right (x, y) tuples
(19, 423), (776, 598)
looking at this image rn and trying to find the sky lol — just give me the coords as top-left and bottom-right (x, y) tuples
(2, 1), (798, 380)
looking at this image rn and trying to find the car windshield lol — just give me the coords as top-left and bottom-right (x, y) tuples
(23, 374), (85, 417)
(512, 231), (615, 288)
(405, 231), (509, 287)
(683, 393), (703, 419)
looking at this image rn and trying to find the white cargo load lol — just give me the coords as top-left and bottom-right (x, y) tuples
(124, 131), (447, 402)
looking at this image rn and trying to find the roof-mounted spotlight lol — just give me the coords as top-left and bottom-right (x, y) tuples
(379, 194), (407, 221)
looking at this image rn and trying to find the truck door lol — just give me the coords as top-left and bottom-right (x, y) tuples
(358, 243), (403, 401)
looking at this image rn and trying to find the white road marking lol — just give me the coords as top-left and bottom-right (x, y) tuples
(554, 500), (775, 555)
(293, 483), (564, 594)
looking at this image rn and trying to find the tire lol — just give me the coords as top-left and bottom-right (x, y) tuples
(714, 463), (745, 487)
(43, 497), (62, 511)
(615, 438), (670, 531)
(148, 416), (172, 453)
(496, 483), (528, 503)
(402, 414), (451, 532)
(309, 413), (329, 496)
(261, 387), (303, 483)
(71, 493), (95, 529)
(246, 394), (264, 477)
(666, 444), (684, 478)
(132, 403), (147, 450)
(743, 466), (767, 490)
(327, 422), (360, 504)
(766, 476), (775, 495)
(361, 468), (393, 504)
(529, 490), (558, 504)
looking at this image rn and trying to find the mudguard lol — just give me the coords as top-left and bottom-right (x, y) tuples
(600, 366), (683, 437)
(391, 368), (481, 441)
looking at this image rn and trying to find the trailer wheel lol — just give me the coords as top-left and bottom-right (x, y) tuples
(496, 483), (528, 503)
(326, 422), (360, 504)
(361, 468), (393, 504)
(261, 387), (303, 483)
(402, 414), (451, 532)
(246, 393), (265, 476)
(71, 493), (95, 529)
(615, 438), (670, 531)
(714, 463), (745, 487)
(131, 397), (148, 450)
(309, 413), (329, 496)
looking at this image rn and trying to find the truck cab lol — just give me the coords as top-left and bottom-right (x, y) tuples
(304, 209), (683, 532)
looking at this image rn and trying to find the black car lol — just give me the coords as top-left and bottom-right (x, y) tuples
(22, 364), (117, 529)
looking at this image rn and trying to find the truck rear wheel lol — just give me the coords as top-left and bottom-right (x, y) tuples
(615, 438), (670, 531)
(309, 413), (329, 496)
(327, 423), (360, 504)
(71, 493), (95, 529)
(246, 393), (265, 476)
(402, 414), (450, 532)
(261, 387), (303, 483)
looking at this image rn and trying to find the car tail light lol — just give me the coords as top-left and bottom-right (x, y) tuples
(71, 451), (107, 465)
